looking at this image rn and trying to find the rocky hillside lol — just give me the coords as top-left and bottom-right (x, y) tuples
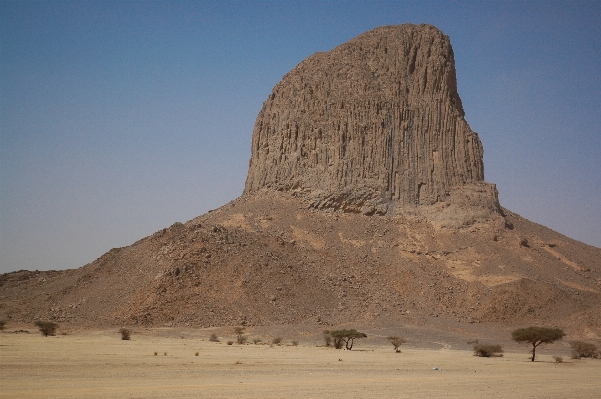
(1, 192), (600, 337)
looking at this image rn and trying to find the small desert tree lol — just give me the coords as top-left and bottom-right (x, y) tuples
(511, 327), (565, 361)
(34, 321), (59, 337)
(388, 336), (406, 353)
(330, 329), (367, 350)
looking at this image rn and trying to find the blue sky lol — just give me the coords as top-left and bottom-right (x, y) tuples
(1, 1), (600, 273)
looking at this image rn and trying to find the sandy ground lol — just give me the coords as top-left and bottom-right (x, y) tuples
(1, 328), (599, 399)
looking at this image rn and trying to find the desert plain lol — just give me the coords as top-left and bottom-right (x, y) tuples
(1, 324), (599, 399)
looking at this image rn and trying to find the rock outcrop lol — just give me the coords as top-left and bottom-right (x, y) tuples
(244, 24), (499, 221)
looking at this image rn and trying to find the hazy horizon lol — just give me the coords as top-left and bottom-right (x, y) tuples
(1, 1), (600, 274)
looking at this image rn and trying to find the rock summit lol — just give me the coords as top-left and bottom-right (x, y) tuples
(245, 24), (499, 224)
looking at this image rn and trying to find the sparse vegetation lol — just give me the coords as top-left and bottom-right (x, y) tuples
(234, 326), (247, 344)
(570, 341), (599, 359)
(0, 320), (7, 332)
(271, 337), (282, 346)
(34, 321), (58, 337)
(330, 329), (367, 350)
(164, 352), (167, 356)
(388, 336), (406, 353)
(119, 328), (131, 340)
(227, 340), (234, 345)
(473, 343), (504, 357)
(154, 351), (158, 356)
(553, 356), (563, 363)
(511, 327), (565, 361)
(323, 330), (332, 347)
(195, 351), (199, 356)
(292, 340), (298, 346)
(253, 338), (262, 344)
(209, 333), (220, 342)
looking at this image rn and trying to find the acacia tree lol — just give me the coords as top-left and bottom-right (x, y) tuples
(330, 329), (367, 350)
(511, 327), (565, 361)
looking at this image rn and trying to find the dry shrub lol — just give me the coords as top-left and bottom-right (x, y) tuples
(252, 338), (262, 344)
(473, 343), (504, 357)
(0, 320), (7, 331)
(292, 340), (298, 346)
(570, 341), (599, 359)
(195, 352), (199, 356)
(154, 351), (158, 356)
(237, 335), (247, 344)
(119, 328), (131, 340)
(323, 330), (332, 347)
(553, 356), (563, 363)
(388, 336), (406, 353)
(34, 321), (58, 337)
(227, 341), (234, 345)
(209, 333), (220, 342)
(271, 337), (282, 346)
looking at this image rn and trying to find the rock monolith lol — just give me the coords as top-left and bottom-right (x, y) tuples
(244, 24), (499, 223)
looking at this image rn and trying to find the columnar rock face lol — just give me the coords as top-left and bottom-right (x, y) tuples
(244, 24), (499, 217)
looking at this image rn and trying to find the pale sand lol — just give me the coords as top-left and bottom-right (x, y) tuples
(1, 329), (599, 398)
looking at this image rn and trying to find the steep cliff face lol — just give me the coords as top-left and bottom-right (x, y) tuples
(244, 24), (498, 218)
